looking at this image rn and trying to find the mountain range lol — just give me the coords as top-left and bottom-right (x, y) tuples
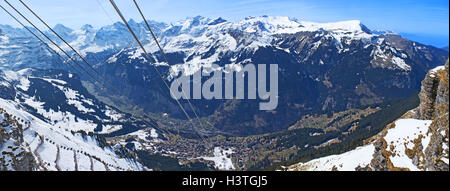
(1, 16), (448, 170)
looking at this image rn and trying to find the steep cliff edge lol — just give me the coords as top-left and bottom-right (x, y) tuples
(288, 60), (449, 171)
(370, 60), (449, 171)
(421, 60), (449, 171)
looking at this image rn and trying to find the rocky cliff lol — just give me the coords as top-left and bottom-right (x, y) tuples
(360, 60), (448, 171)
(421, 60), (449, 171)
(288, 60), (449, 171)
(0, 108), (39, 171)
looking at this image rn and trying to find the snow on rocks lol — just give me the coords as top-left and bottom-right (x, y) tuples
(288, 144), (375, 171)
(287, 118), (433, 171)
(383, 119), (432, 171)
(199, 147), (235, 170)
(429, 65), (446, 77)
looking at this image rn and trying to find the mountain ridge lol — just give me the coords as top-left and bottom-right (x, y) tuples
(1, 15), (449, 170)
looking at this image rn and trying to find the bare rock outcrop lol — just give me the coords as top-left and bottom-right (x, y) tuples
(423, 61), (449, 171)
(417, 70), (440, 120)
(370, 139), (390, 171)
(0, 108), (39, 171)
(369, 60), (449, 171)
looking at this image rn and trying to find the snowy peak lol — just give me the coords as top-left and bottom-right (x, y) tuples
(372, 29), (397, 35)
(80, 24), (94, 32)
(162, 16), (372, 38)
(182, 16), (210, 27)
(2, 16), (375, 50)
(128, 18), (138, 25)
(300, 20), (366, 33)
(53, 24), (73, 34)
(234, 17), (372, 37)
(208, 17), (227, 25)
(236, 16), (302, 34)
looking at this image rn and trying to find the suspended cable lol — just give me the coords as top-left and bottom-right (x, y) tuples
(0, 4), (78, 74)
(16, 0), (125, 97)
(95, 0), (115, 24)
(0, 4), (114, 94)
(0, 6), (104, 95)
(109, 0), (208, 142)
(92, 0), (181, 138)
(3, 0), (117, 95)
(132, 0), (210, 132)
(2, 1), (165, 145)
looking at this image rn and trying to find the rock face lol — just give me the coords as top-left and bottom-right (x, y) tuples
(417, 69), (441, 120)
(372, 60), (449, 171)
(371, 60), (449, 171)
(0, 108), (39, 171)
(423, 60), (449, 171)
(417, 60), (449, 121)
(369, 139), (390, 171)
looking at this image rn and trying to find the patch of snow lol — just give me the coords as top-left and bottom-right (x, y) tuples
(430, 65), (445, 75)
(98, 124), (123, 134)
(200, 147), (235, 170)
(384, 119), (432, 171)
(150, 128), (158, 138)
(289, 144), (375, 171)
(62, 88), (95, 113)
(127, 130), (150, 140)
(104, 107), (123, 121)
(17, 77), (30, 91)
(40, 78), (67, 85)
(391, 56), (411, 71)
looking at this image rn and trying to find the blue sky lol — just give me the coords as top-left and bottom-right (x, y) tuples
(1, 0), (448, 47)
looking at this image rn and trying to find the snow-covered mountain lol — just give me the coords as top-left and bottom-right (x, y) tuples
(2, 16), (448, 136)
(96, 16), (448, 135)
(1, 16), (445, 71)
(104, 16), (439, 74)
(0, 19), (165, 70)
(1, 16), (449, 171)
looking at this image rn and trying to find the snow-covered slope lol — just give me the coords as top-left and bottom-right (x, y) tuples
(0, 68), (155, 136)
(287, 118), (433, 171)
(0, 68), (158, 171)
(0, 98), (144, 171)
